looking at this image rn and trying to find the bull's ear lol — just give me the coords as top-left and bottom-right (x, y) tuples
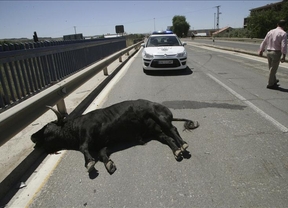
(46, 106), (65, 125)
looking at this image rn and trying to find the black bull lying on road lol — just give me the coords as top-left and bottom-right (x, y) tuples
(31, 99), (199, 174)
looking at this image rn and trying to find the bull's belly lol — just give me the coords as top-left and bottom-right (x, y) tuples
(101, 121), (161, 143)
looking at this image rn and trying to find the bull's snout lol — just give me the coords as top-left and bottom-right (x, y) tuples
(31, 135), (37, 143)
(31, 136), (44, 149)
(31, 135), (42, 147)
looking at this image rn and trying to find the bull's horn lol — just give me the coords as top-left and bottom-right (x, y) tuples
(46, 106), (65, 124)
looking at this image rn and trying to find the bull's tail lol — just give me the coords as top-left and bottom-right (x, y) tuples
(172, 118), (199, 131)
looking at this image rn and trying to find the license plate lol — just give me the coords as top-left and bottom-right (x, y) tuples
(158, 60), (173, 64)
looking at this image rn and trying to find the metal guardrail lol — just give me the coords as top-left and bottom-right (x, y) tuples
(0, 41), (143, 147)
(0, 38), (126, 111)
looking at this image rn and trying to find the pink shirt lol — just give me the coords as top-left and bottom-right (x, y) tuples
(260, 27), (287, 54)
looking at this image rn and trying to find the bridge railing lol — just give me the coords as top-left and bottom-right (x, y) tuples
(0, 38), (143, 147)
(0, 37), (126, 112)
(0, 39), (143, 202)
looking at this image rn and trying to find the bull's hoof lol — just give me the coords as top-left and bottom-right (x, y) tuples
(174, 149), (182, 161)
(87, 161), (96, 173)
(105, 160), (117, 175)
(181, 143), (189, 152)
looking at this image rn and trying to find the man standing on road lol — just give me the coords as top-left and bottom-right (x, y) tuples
(259, 20), (287, 89)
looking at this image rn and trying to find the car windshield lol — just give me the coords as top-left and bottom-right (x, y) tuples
(146, 36), (181, 47)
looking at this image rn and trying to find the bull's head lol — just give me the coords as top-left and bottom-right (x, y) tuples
(31, 106), (66, 154)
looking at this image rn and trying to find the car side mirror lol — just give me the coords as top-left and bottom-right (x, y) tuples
(182, 42), (187, 46)
(141, 43), (145, 47)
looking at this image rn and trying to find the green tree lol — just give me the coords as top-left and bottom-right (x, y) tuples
(279, 0), (288, 21)
(172, 15), (190, 37)
(247, 10), (278, 38)
(226, 28), (250, 38)
(247, 0), (288, 38)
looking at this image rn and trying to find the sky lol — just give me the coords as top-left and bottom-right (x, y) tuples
(0, 0), (281, 39)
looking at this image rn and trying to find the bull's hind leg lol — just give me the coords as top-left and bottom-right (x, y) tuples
(99, 147), (117, 175)
(163, 124), (189, 152)
(174, 127), (189, 151)
(151, 114), (188, 155)
(157, 133), (183, 160)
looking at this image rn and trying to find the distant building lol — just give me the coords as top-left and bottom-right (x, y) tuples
(104, 34), (122, 38)
(187, 29), (217, 37)
(212, 27), (233, 37)
(63, 33), (84, 40)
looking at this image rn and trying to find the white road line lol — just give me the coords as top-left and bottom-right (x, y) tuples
(7, 153), (66, 208)
(207, 73), (288, 133)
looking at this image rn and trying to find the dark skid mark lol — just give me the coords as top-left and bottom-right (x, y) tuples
(162, 100), (246, 110)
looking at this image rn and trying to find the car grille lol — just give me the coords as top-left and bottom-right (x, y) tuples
(154, 54), (176, 58)
(150, 59), (181, 68)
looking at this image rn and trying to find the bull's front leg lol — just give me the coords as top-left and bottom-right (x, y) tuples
(79, 143), (96, 173)
(99, 147), (117, 175)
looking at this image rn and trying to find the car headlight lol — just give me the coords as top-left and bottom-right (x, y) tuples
(177, 51), (187, 57)
(143, 51), (153, 59)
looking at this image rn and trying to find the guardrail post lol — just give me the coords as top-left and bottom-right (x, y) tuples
(119, 56), (122, 62)
(103, 67), (108, 76)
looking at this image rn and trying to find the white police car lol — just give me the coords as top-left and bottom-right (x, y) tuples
(141, 31), (187, 72)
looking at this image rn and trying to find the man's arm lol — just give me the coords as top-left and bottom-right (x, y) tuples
(259, 32), (269, 57)
(280, 33), (287, 62)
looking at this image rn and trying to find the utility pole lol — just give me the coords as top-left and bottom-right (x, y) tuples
(214, 13), (216, 29)
(74, 26), (77, 34)
(215, 5), (221, 30)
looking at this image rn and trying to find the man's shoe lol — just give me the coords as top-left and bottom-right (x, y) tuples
(267, 84), (279, 89)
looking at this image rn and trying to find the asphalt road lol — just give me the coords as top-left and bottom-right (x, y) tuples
(11, 41), (288, 207)
(189, 37), (262, 52)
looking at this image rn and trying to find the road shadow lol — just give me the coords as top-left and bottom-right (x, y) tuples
(162, 100), (246, 110)
(269, 86), (288, 92)
(278, 87), (288, 92)
(144, 66), (193, 76)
